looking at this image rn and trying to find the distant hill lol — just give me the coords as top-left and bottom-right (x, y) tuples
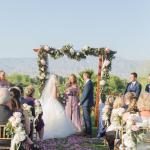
(0, 57), (149, 78)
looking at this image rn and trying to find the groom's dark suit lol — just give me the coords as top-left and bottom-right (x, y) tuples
(81, 79), (94, 136)
(124, 81), (142, 99)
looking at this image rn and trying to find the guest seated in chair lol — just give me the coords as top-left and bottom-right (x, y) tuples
(9, 87), (39, 150)
(0, 88), (12, 147)
(105, 96), (125, 150)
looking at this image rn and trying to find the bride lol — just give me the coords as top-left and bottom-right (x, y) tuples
(40, 74), (76, 139)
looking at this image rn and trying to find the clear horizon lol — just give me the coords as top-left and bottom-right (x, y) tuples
(0, 0), (150, 60)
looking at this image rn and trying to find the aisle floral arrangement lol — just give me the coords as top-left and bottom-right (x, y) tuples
(5, 112), (27, 150)
(120, 114), (147, 150)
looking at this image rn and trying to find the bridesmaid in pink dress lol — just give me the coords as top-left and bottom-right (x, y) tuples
(65, 74), (82, 132)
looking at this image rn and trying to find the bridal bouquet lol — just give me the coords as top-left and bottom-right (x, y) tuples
(58, 93), (66, 106)
(6, 112), (27, 150)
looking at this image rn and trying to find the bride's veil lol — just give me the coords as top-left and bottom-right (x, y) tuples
(40, 74), (57, 106)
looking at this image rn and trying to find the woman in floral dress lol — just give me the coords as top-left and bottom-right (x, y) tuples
(65, 74), (82, 132)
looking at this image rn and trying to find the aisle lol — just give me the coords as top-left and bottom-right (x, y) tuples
(37, 135), (109, 150)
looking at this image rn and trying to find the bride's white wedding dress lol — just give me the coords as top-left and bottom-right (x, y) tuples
(40, 75), (75, 140)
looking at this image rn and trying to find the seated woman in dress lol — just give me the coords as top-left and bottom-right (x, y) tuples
(24, 85), (44, 140)
(9, 87), (39, 150)
(0, 88), (12, 147)
(105, 96), (125, 150)
(122, 94), (150, 150)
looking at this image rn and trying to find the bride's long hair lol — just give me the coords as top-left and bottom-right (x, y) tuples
(40, 74), (58, 105)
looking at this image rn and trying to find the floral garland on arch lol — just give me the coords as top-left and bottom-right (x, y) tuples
(33, 44), (116, 93)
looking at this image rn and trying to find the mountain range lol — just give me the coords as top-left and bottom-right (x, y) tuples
(0, 57), (149, 78)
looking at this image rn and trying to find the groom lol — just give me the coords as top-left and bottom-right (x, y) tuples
(79, 71), (94, 138)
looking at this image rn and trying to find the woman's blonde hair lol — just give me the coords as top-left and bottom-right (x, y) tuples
(113, 96), (124, 109)
(24, 85), (35, 97)
(127, 98), (138, 112)
(124, 92), (136, 102)
(68, 74), (77, 86)
(138, 93), (150, 111)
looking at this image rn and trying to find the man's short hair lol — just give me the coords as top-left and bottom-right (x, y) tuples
(131, 72), (138, 78)
(0, 88), (11, 105)
(83, 71), (91, 79)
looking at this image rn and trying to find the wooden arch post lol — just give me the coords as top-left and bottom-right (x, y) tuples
(95, 54), (103, 127)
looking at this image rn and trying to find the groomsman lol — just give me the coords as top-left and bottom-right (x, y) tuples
(79, 71), (94, 138)
(145, 74), (150, 93)
(124, 72), (142, 99)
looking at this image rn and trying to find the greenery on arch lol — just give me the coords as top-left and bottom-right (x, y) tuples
(34, 44), (116, 93)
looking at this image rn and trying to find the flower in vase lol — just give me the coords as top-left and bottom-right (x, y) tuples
(44, 45), (50, 51)
(83, 45), (89, 51)
(131, 125), (139, 131)
(33, 48), (40, 53)
(40, 59), (46, 65)
(34, 99), (41, 106)
(105, 47), (110, 53)
(13, 112), (22, 118)
(100, 80), (106, 86)
(118, 108), (125, 116)
(76, 52), (80, 56)
(39, 73), (46, 80)
(23, 103), (31, 111)
(103, 59), (110, 68)
(9, 116), (16, 123)
(70, 48), (75, 55)
(41, 67), (45, 71)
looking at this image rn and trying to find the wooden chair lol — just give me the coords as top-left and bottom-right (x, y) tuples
(0, 125), (11, 150)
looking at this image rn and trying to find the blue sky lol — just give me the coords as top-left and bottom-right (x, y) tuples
(0, 0), (150, 60)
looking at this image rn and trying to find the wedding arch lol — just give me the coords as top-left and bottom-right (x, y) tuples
(33, 44), (116, 126)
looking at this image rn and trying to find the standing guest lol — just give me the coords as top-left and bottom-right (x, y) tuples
(65, 74), (82, 132)
(145, 74), (150, 93)
(0, 88), (12, 147)
(79, 71), (94, 138)
(24, 85), (44, 140)
(0, 70), (10, 88)
(124, 72), (142, 99)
